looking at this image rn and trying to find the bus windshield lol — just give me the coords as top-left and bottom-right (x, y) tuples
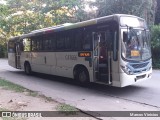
(122, 28), (151, 61)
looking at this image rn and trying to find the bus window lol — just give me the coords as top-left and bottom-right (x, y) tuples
(51, 35), (56, 50)
(57, 34), (65, 50)
(44, 39), (49, 50)
(31, 36), (43, 51)
(44, 33), (56, 51)
(75, 29), (83, 51)
(65, 36), (71, 50)
(8, 41), (15, 53)
(83, 32), (92, 50)
(31, 39), (37, 51)
(64, 31), (73, 50)
(38, 39), (43, 51)
(22, 38), (31, 52)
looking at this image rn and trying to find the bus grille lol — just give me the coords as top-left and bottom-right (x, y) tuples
(131, 62), (149, 69)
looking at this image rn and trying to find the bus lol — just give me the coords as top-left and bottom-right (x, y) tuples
(8, 14), (152, 87)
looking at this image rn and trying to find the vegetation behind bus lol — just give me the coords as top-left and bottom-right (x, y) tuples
(151, 25), (160, 69)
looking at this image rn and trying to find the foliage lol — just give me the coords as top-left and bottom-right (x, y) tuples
(151, 25), (160, 69)
(155, 0), (160, 24)
(0, 0), (87, 57)
(152, 59), (160, 69)
(90, 0), (157, 26)
(151, 25), (160, 57)
(0, 44), (7, 58)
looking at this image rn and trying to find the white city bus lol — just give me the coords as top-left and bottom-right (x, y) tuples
(8, 14), (152, 87)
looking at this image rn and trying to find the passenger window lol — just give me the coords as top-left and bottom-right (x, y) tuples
(75, 30), (83, 50)
(83, 32), (92, 50)
(31, 39), (37, 51)
(51, 36), (56, 50)
(8, 41), (15, 52)
(31, 36), (43, 51)
(57, 35), (64, 49)
(65, 37), (71, 50)
(22, 38), (31, 52)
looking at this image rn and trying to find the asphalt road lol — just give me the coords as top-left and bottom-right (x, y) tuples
(0, 59), (160, 119)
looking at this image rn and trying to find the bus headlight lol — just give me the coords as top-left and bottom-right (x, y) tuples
(121, 65), (133, 75)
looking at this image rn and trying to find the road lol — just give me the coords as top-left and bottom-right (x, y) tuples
(0, 59), (160, 119)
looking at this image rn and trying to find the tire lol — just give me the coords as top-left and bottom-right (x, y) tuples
(75, 67), (89, 84)
(24, 63), (32, 75)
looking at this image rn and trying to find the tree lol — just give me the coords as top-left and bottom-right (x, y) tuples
(155, 0), (160, 24)
(0, 0), (87, 37)
(90, 0), (157, 26)
(0, 0), (88, 55)
(0, 4), (9, 45)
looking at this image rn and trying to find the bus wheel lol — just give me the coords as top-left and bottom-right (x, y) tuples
(75, 67), (89, 84)
(24, 63), (32, 75)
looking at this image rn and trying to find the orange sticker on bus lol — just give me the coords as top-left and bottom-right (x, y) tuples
(78, 52), (91, 57)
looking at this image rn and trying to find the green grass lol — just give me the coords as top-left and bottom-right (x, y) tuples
(0, 79), (25, 92)
(56, 103), (78, 115)
(0, 79), (38, 97)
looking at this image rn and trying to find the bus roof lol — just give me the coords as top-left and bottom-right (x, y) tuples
(11, 14), (144, 39)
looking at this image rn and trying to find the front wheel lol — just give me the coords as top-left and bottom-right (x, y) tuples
(75, 67), (89, 84)
(24, 63), (32, 75)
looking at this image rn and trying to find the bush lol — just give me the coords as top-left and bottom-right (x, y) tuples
(151, 25), (160, 69)
(152, 58), (160, 69)
(0, 44), (7, 58)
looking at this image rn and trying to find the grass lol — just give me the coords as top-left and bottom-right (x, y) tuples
(56, 103), (78, 115)
(0, 78), (39, 97)
(0, 79), (79, 116)
(0, 79), (25, 92)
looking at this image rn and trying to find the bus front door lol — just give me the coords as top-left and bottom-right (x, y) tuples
(93, 32), (111, 84)
(15, 42), (21, 69)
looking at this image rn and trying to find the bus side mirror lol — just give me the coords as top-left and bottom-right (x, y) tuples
(123, 32), (128, 42)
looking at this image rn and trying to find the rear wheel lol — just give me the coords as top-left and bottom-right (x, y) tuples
(75, 67), (89, 84)
(24, 63), (32, 75)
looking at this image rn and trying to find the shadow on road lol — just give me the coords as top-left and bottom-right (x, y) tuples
(8, 70), (149, 97)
